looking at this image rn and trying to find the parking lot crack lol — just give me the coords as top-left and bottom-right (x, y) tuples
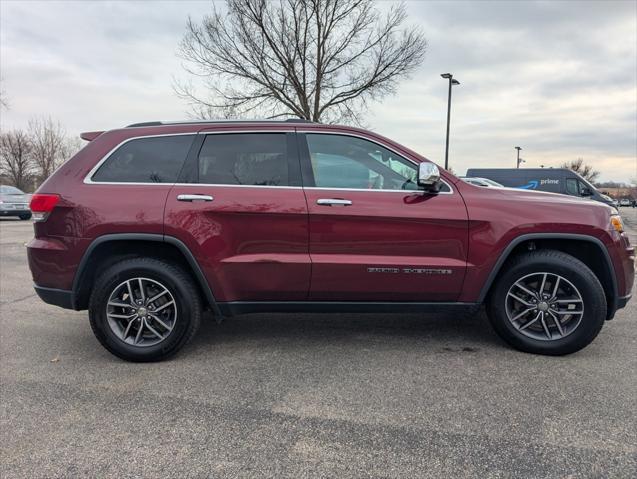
(0, 293), (36, 305)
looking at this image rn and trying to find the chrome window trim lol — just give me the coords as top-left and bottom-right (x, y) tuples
(303, 181), (453, 195)
(297, 129), (454, 195)
(173, 183), (302, 190)
(84, 129), (454, 195)
(85, 129), (295, 185)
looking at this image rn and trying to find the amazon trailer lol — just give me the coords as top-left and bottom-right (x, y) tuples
(465, 168), (615, 207)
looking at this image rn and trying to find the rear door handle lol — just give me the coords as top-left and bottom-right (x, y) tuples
(316, 198), (352, 206)
(177, 194), (214, 202)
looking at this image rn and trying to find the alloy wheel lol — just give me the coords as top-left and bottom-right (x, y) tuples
(505, 272), (584, 341)
(105, 277), (177, 347)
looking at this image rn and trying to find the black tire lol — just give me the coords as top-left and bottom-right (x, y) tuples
(89, 257), (202, 362)
(19, 213), (31, 220)
(486, 250), (607, 356)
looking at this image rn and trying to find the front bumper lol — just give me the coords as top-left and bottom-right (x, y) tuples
(34, 285), (75, 310)
(617, 294), (632, 310)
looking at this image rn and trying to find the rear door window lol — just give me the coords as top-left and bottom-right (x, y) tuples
(197, 133), (289, 186)
(91, 135), (194, 183)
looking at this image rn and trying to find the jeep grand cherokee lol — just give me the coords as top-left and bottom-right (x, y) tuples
(27, 120), (634, 361)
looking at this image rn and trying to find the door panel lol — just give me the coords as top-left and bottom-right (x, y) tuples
(165, 185), (310, 301)
(298, 131), (468, 301)
(304, 189), (468, 301)
(164, 131), (310, 302)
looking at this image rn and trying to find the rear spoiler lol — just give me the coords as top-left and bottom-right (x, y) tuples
(80, 131), (104, 141)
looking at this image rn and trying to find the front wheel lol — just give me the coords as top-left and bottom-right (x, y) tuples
(19, 213), (32, 220)
(89, 258), (202, 362)
(487, 250), (607, 355)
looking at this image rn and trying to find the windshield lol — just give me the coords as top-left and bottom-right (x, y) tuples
(0, 185), (24, 195)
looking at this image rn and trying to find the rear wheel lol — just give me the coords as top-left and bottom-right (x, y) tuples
(89, 258), (202, 362)
(487, 250), (607, 355)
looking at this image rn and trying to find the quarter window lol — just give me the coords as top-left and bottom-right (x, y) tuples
(91, 135), (194, 183)
(305, 134), (439, 191)
(198, 133), (289, 186)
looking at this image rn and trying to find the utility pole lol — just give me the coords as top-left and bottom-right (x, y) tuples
(441, 73), (460, 170)
(515, 146), (523, 168)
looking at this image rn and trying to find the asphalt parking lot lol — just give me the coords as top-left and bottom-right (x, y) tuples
(1, 209), (636, 478)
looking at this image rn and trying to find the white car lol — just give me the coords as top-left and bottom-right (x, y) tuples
(461, 177), (504, 188)
(0, 185), (32, 220)
(619, 198), (632, 207)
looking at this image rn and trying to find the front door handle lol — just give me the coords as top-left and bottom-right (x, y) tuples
(316, 198), (352, 206)
(177, 194), (214, 202)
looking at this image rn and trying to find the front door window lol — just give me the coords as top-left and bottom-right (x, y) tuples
(306, 134), (420, 191)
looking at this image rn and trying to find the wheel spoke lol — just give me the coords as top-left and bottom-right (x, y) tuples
(552, 310), (584, 315)
(555, 299), (582, 303)
(138, 278), (146, 302)
(513, 282), (537, 298)
(126, 280), (135, 302)
(108, 300), (131, 308)
(144, 321), (163, 340)
(122, 316), (137, 339)
(519, 311), (541, 330)
(548, 311), (564, 337)
(154, 300), (175, 313)
(147, 289), (169, 304)
(539, 273), (547, 295)
(149, 313), (172, 331)
(551, 277), (561, 300)
(508, 292), (533, 307)
(511, 307), (534, 322)
(107, 313), (136, 320)
(134, 319), (144, 344)
(539, 312), (551, 339)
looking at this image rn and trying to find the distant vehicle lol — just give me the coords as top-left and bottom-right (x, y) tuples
(465, 168), (615, 207)
(607, 197), (620, 208)
(0, 185), (32, 220)
(619, 199), (632, 207)
(460, 177), (504, 188)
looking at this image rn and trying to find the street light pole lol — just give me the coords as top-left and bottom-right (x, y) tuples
(515, 146), (522, 168)
(441, 73), (459, 170)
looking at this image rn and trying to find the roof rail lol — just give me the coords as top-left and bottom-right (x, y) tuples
(125, 119), (315, 128)
(126, 121), (163, 127)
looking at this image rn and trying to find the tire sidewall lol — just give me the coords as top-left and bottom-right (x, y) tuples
(89, 260), (198, 361)
(489, 254), (606, 355)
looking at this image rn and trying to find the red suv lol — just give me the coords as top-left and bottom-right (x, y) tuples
(27, 120), (634, 361)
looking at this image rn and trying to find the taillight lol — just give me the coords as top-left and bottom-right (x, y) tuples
(29, 194), (60, 221)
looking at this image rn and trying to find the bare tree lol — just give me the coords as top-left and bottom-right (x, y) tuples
(0, 79), (8, 110)
(176, 0), (426, 123)
(0, 130), (34, 191)
(560, 158), (600, 183)
(28, 117), (73, 180)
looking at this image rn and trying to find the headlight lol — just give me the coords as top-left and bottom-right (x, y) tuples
(610, 214), (624, 233)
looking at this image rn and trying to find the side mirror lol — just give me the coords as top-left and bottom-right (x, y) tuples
(418, 162), (441, 192)
(580, 187), (592, 197)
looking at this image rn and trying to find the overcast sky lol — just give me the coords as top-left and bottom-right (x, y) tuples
(1, 0), (636, 182)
